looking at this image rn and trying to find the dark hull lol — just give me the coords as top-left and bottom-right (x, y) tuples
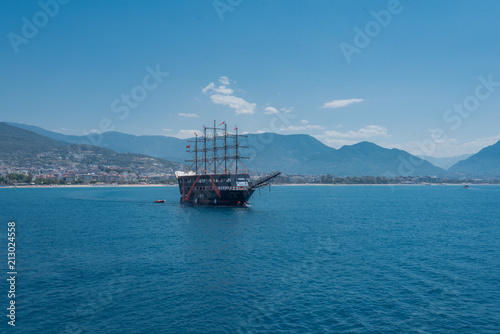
(177, 173), (254, 206)
(181, 189), (255, 206)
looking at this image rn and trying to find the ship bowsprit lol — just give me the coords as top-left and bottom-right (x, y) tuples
(251, 171), (282, 189)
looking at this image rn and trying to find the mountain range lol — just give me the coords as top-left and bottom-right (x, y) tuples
(0, 123), (180, 173)
(4, 122), (500, 177)
(448, 140), (500, 177)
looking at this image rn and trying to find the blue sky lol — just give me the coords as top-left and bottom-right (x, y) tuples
(1, 0), (499, 157)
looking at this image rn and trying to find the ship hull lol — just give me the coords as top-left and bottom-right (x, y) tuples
(180, 188), (255, 206)
(177, 173), (255, 206)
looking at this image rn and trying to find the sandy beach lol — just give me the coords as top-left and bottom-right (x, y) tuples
(0, 184), (177, 189)
(2, 183), (489, 189)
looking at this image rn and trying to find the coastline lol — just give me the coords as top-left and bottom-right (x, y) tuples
(275, 183), (497, 186)
(1, 183), (496, 189)
(0, 184), (177, 189)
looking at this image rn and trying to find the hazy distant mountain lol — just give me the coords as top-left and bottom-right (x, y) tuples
(448, 140), (500, 177)
(241, 135), (446, 176)
(240, 133), (333, 173)
(6, 122), (447, 176)
(6, 122), (84, 144)
(0, 123), (180, 171)
(6, 122), (186, 162)
(304, 141), (445, 176)
(418, 154), (473, 170)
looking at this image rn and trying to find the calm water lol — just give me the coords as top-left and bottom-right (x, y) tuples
(0, 185), (499, 333)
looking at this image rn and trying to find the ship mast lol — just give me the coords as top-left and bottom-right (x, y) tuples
(224, 123), (227, 173)
(185, 120), (248, 175)
(213, 120), (217, 174)
(203, 126), (207, 174)
(194, 132), (198, 174)
(235, 126), (239, 174)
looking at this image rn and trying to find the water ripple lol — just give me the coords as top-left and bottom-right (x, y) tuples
(0, 185), (499, 333)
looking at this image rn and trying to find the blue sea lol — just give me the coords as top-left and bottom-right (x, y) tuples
(1, 185), (499, 333)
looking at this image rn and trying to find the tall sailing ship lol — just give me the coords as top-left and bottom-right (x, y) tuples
(175, 121), (281, 206)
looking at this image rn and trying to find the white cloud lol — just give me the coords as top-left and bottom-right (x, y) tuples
(463, 134), (500, 150)
(264, 106), (279, 114)
(387, 133), (500, 158)
(201, 83), (213, 94)
(178, 113), (199, 118)
(172, 129), (198, 139)
(280, 124), (325, 131)
(314, 137), (359, 148)
(321, 98), (363, 109)
(210, 94), (256, 115)
(390, 139), (456, 157)
(300, 119), (309, 124)
(323, 125), (390, 139)
(219, 76), (230, 86)
(202, 82), (234, 95)
(162, 128), (172, 132)
(264, 106), (293, 115)
(242, 130), (266, 134)
(202, 76), (255, 115)
(313, 125), (390, 149)
(389, 132), (500, 158)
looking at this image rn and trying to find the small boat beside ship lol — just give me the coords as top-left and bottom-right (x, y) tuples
(175, 121), (280, 206)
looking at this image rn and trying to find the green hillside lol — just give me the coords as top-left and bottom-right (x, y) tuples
(0, 123), (180, 172)
(6, 122), (448, 176)
(448, 140), (500, 177)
